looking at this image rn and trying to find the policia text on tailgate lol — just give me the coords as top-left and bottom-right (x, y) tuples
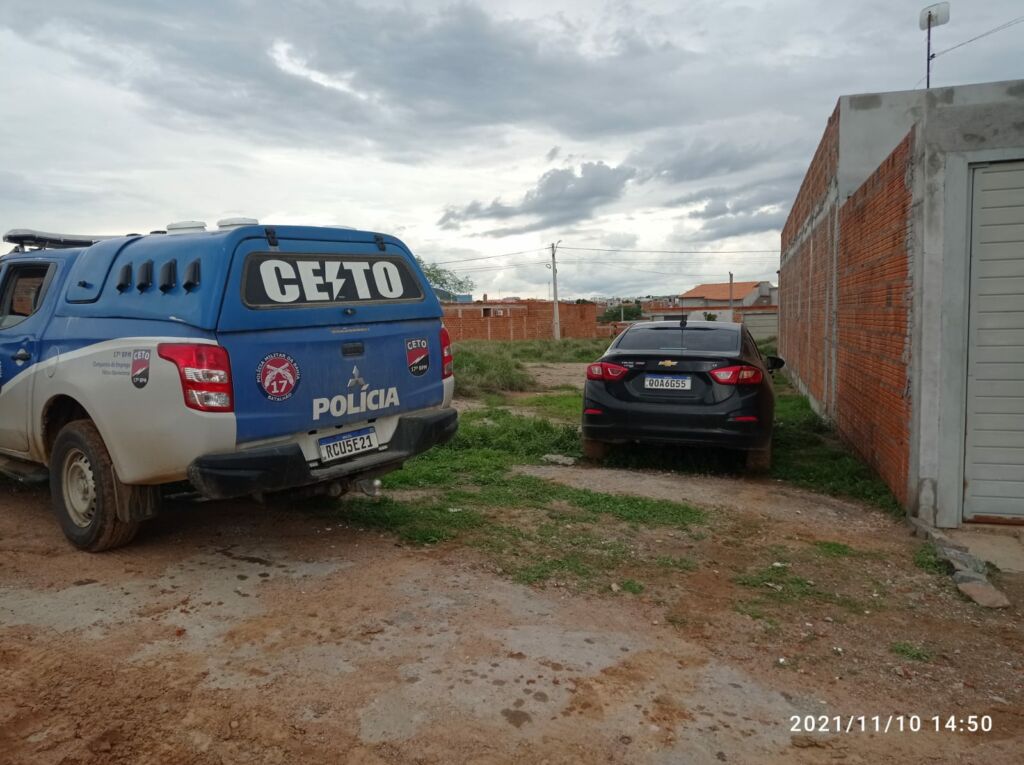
(581, 320), (784, 471)
(0, 224), (457, 551)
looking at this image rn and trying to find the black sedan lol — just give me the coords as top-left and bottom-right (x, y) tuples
(581, 320), (785, 471)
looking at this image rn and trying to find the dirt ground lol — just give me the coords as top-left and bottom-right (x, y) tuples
(2, 468), (1022, 764)
(2, 365), (1022, 764)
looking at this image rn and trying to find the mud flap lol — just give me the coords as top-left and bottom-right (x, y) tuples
(110, 468), (161, 522)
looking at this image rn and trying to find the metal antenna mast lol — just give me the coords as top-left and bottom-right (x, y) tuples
(920, 3), (951, 88)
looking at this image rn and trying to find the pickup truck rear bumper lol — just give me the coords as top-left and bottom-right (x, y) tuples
(188, 408), (458, 500)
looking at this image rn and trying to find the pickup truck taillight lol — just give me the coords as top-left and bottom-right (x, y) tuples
(440, 325), (454, 379)
(157, 343), (234, 412)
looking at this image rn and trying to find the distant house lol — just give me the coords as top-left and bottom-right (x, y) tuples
(433, 287), (473, 303)
(679, 281), (775, 307)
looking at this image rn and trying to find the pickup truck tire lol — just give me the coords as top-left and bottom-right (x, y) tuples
(50, 420), (139, 552)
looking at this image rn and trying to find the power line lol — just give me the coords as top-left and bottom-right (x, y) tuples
(559, 246), (780, 254)
(430, 248), (547, 266)
(933, 14), (1024, 58)
(448, 260), (548, 274)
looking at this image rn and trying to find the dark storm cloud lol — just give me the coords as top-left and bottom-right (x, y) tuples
(437, 161), (636, 236)
(666, 172), (803, 239)
(689, 209), (789, 241)
(0, 1), (710, 157)
(628, 138), (786, 184)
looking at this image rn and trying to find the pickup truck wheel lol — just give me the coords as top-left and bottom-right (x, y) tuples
(50, 420), (139, 552)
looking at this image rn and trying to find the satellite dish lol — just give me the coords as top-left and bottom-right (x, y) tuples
(919, 2), (950, 30)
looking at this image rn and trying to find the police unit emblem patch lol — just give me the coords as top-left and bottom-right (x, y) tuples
(131, 349), (151, 389)
(406, 338), (429, 376)
(257, 353), (301, 401)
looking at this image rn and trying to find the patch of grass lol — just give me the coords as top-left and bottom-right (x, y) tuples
(458, 338), (611, 364)
(813, 541), (856, 558)
(453, 408), (581, 459)
(735, 564), (862, 612)
(913, 543), (948, 574)
(890, 641), (931, 662)
(514, 554), (593, 584)
(383, 408), (581, 491)
(352, 407), (706, 589)
(561, 486), (705, 528)
(340, 497), (486, 545)
(452, 343), (534, 397)
(654, 555), (697, 571)
(734, 600), (780, 630)
(620, 579), (644, 594)
(770, 384), (901, 513)
(518, 391), (583, 421)
(735, 565), (818, 603)
(452, 339), (611, 398)
(757, 336), (778, 357)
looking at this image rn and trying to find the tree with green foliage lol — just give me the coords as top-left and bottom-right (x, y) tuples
(598, 300), (642, 323)
(415, 257), (475, 295)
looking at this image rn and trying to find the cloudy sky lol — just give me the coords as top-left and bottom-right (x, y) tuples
(2, 1), (1022, 298)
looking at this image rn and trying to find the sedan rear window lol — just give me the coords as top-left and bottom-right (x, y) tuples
(616, 326), (740, 352)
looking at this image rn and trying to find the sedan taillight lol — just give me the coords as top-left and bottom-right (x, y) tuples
(710, 365), (763, 385)
(586, 361), (629, 381)
(157, 343), (233, 411)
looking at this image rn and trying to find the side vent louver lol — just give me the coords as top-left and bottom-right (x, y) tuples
(183, 259), (201, 292)
(137, 260), (154, 292)
(159, 260), (177, 292)
(116, 264), (132, 292)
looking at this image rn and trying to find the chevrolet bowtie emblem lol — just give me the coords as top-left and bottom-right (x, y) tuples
(657, 360), (678, 367)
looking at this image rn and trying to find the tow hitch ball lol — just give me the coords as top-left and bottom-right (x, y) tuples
(356, 478), (382, 497)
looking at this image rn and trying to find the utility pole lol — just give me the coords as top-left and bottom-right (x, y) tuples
(728, 271), (734, 320)
(550, 240), (561, 340)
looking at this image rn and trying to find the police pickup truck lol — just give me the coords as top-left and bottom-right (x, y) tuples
(0, 222), (457, 551)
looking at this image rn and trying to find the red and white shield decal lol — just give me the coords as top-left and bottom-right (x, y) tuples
(406, 338), (429, 376)
(257, 353), (301, 401)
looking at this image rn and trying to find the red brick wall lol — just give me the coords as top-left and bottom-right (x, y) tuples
(442, 301), (600, 341)
(834, 133), (914, 504)
(779, 104), (840, 406)
(780, 113), (914, 507)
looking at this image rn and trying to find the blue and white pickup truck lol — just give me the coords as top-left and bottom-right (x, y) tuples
(0, 222), (457, 551)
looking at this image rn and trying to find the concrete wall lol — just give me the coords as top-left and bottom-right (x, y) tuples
(742, 311), (779, 341)
(911, 82), (1024, 527)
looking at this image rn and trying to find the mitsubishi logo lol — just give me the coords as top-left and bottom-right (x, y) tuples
(347, 365), (369, 391)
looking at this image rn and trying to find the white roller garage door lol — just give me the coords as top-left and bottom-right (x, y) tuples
(964, 161), (1024, 521)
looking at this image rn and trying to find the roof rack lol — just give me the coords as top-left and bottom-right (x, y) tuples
(3, 228), (116, 251)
